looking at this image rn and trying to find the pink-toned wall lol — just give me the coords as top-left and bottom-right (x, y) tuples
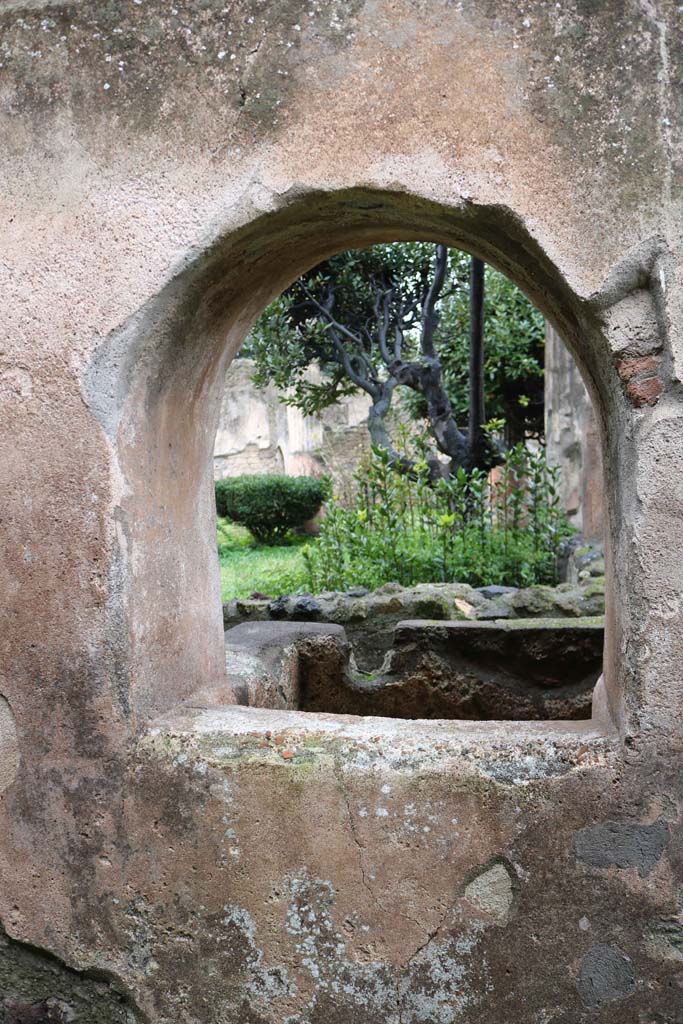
(1, 2), (682, 1021)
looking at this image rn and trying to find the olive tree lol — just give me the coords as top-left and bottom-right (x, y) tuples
(246, 242), (543, 473)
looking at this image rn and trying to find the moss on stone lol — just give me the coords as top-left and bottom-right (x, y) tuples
(510, 586), (558, 616)
(411, 595), (452, 619)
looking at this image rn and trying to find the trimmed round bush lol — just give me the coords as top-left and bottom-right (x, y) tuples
(215, 474), (328, 545)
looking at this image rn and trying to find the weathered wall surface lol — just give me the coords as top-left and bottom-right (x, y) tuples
(213, 357), (372, 494)
(546, 324), (605, 540)
(1, 1), (683, 1020)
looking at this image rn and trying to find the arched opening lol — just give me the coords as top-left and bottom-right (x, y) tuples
(216, 239), (605, 722)
(91, 187), (618, 732)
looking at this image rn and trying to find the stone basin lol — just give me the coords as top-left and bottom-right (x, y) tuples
(223, 617), (604, 721)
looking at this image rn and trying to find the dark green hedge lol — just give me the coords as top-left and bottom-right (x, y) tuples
(215, 474), (329, 545)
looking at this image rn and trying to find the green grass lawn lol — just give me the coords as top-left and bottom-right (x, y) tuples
(217, 517), (310, 601)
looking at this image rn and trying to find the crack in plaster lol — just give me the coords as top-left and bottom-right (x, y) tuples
(332, 752), (384, 919)
(395, 903), (452, 1024)
(331, 753), (442, 940)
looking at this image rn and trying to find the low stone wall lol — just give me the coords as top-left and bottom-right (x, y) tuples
(223, 571), (606, 671)
(223, 617), (603, 721)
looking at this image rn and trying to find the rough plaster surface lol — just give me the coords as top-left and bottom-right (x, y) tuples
(1, 0), (683, 1020)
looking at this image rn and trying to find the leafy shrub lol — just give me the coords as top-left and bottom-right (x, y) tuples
(303, 436), (572, 592)
(215, 474), (329, 545)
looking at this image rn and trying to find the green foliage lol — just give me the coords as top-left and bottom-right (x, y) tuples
(407, 254), (545, 443)
(244, 242), (460, 414)
(215, 474), (329, 545)
(243, 242), (544, 441)
(217, 519), (309, 600)
(303, 432), (571, 592)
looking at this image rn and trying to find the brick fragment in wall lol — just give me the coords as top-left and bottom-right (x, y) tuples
(615, 354), (663, 407)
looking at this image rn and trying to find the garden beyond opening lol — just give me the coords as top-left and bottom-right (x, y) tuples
(215, 241), (605, 721)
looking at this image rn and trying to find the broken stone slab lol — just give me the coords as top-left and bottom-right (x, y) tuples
(347, 617), (605, 721)
(222, 621), (348, 711)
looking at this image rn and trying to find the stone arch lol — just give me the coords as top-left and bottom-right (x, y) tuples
(86, 186), (627, 727)
(274, 443), (286, 475)
(3, 2), (682, 1015)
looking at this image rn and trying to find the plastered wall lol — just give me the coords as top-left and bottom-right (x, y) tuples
(1, 2), (683, 1021)
(545, 324), (605, 541)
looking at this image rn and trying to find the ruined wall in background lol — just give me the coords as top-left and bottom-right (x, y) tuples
(545, 324), (605, 541)
(214, 358), (398, 499)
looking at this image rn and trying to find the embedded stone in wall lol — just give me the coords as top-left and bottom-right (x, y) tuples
(0, 696), (19, 796)
(464, 861), (516, 926)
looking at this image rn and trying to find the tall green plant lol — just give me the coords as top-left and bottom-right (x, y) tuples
(303, 431), (570, 592)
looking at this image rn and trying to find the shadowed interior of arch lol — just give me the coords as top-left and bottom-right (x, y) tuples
(96, 187), (620, 729)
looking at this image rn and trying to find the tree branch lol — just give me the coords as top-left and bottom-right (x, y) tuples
(366, 379), (416, 472)
(420, 244), (449, 359)
(375, 288), (394, 367)
(327, 327), (380, 399)
(301, 281), (381, 398)
(301, 284), (365, 349)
